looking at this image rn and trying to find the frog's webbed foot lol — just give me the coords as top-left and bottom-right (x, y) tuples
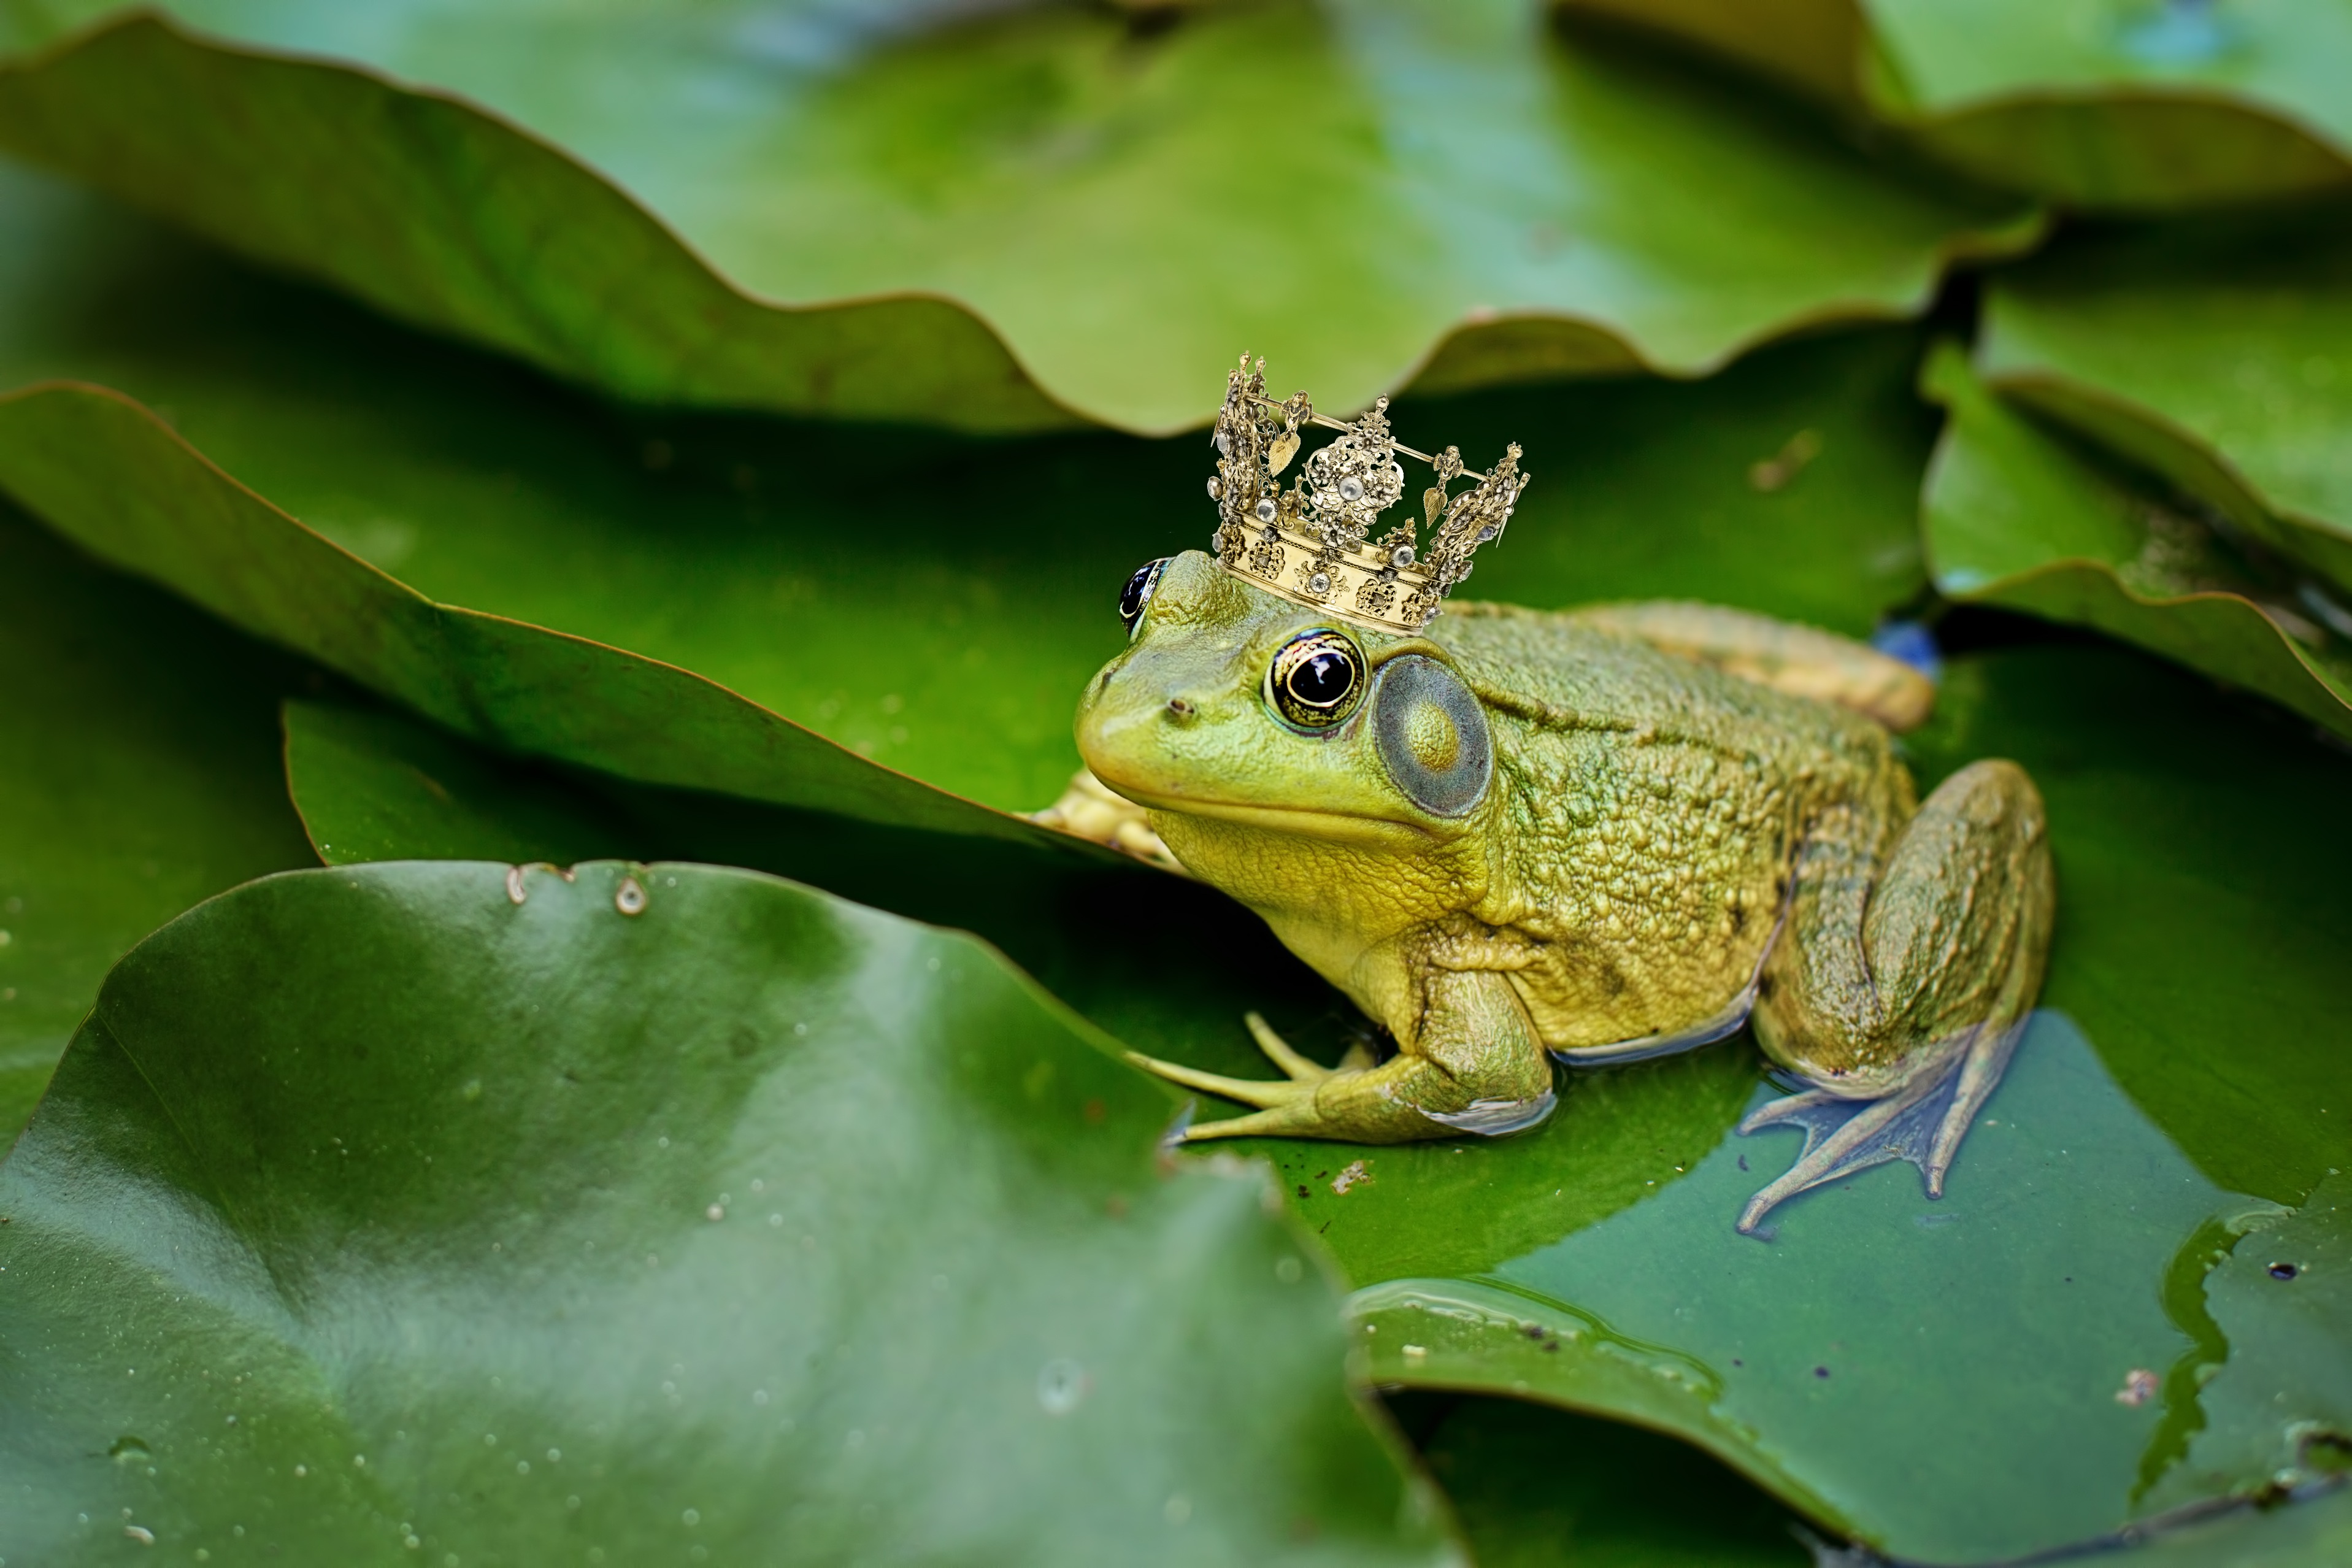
(1734, 1013), (2026, 1236)
(1029, 768), (1187, 875)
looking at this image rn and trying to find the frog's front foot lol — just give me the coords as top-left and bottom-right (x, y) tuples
(1128, 982), (1556, 1144)
(1030, 768), (1186, 875)
(1735, 1011), (2028, 1236)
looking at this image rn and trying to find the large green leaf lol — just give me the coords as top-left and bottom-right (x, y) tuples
(277, 695), (1359, 1082)
(0, 499), (317, 1142)
(0, 858), (1456, 1565)
(1920, 340), (2352, 740)
(0, 2), (2034, 431)
(1256, 643), (2352, 1562)
(0, 159), (1938, 814)
(1980, 213), (2352, 591)
(1558, 0), (2352, 208)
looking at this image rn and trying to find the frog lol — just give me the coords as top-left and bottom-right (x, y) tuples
(1056, 550), (2054, 1233)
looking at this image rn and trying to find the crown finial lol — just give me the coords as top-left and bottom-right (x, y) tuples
(1204, 357), (1530, 634)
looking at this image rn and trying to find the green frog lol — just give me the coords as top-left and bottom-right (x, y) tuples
(1054, 551), (2054, 1232)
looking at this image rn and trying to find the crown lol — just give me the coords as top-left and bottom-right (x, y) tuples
(1206, 354), (1530, 636)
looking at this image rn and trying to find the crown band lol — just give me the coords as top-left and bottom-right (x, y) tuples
(1206, 354), (1529, 636)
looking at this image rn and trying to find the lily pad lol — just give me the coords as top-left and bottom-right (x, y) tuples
(1558, 0), (2352, 209)
(0, 2), (2034, 431)
(0, 159), (1942, 812)
(2146, 1172), (2352, 1513)
(277, 695), (1363, 1083)
(1194, 641), (2352, 1563)
(1920, 340), (2352, 740)
(1980, 213), (2352, 591)
(0, 500), (317, 1141)
(0, 858), (1457, 1566)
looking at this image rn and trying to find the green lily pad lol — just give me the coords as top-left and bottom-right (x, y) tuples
(0, 159), (1940, 813)
(1920, 340), (2352, 740)
(1199, 642), (2352, 1563)
(0, 499), (317, 1141)
(277, 694), (1367, 1085)
(1980, 214), (2352, 591)
(2146, 1172), (2352, 1513)
(0, 858), (1457, 1565)
(2132, 1482), (2352, 1567)
(1558, 0), (2352, 209)
(0, 2), (2034, 431)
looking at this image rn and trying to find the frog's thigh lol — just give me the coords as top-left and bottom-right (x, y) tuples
(1571, 601), (1934, 732)
(1168, 969), (1557, 1145)
(1741, 760), (2054, 1231)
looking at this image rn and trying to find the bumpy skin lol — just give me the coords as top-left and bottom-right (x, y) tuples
(1077, 552), (2054, 1232)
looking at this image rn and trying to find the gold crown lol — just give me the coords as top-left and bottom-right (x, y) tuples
(1207, 354), (1529, 636)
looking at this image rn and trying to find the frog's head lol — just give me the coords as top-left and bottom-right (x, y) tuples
(1076, 551), (1496, 926)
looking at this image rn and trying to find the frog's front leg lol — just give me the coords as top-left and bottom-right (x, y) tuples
(1737, 760), (2054, 1234)
(1127, 969), (1556, 1143)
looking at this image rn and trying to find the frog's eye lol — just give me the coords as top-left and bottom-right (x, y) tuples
(1266, 629), (1364, 731)
(1118, 558), (1169, 637)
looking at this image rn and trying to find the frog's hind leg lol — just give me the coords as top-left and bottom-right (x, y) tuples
(1737, 759), (2053, 1235)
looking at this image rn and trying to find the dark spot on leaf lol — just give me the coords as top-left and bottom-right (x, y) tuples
(1296, 1185), (1310, 1200)
(1813, 1366), (1831, 1379)
(1105, 1196), (1127, 1218)
(1542, 1340), (1558, 1353)
(728, 1026), (758, 1059)
(1738, 1155), (1748, 1172)
(2270, 1261), (2300, 1280)
(1082, 1099), (1105, 1124)
(1521, 1325), (1546, 1342)
(1318, 1220), (1331, 1234)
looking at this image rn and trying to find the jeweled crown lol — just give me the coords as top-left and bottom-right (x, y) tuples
(1207, 354), (1529, 636)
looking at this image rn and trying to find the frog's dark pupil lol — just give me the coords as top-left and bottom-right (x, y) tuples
(1119, 561), (1162, 630)
(1288, 648), (1356, 708)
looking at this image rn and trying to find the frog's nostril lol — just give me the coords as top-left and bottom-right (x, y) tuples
(1166, 697), (1196, 719)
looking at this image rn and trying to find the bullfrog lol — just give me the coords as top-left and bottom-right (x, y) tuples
(1041, 365), (2053, 1232)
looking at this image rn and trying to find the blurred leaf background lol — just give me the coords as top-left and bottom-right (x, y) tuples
(1, 1), (2350, 1562)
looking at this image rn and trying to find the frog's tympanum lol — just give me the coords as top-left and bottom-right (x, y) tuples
(1050, 358), (2054, 1232)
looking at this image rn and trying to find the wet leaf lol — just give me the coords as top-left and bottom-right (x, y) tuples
(0, 500), (316, 1141)
(1920, 342), (2352, 740)
(0, 2), (2034, 431)
(1980, 213), (2352, 590)
(0, 161), (1939, 813)
(1200, 642), (2352, 1562)
(1558, 0), (2352, 209)
(0, 858), (1458, 1566)
(2145, 1172), (2352, 1513)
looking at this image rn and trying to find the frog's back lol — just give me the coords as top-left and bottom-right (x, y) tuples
(1429, 600), (1895, 762)
(1421, 600), (1912, 1050)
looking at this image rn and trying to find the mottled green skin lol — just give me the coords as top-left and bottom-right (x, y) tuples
(1080, 553), (2051, 1220)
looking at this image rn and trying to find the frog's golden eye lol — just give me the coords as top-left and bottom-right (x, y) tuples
(1266, 629), (1364, 731)
(1118, 558), (1169, 639)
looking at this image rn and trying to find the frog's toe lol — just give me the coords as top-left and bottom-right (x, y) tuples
(1122, 1050), (1314, 1111)
(1735, 1016), (2027, 1236)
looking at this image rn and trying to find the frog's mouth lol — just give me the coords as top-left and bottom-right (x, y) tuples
(1085, 769), (1442, 845)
